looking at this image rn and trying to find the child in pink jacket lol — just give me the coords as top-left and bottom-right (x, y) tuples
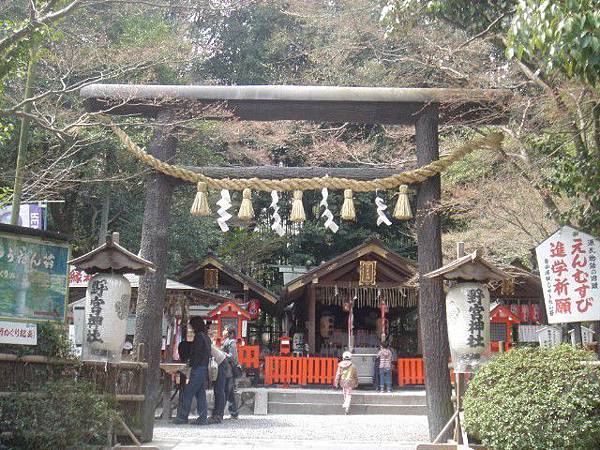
(333, 351), (359, 414)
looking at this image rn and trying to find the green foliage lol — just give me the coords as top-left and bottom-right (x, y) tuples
(0, 379), (120, 450)
(380, 0), (513, 35)
(507, 0), (600, 85)
(383, 0), (600, 85)
(0, 186), (11, 207)
(192, 2), (309, 84)
(463, 345), (600, 450)
(538, 134), (600, 234)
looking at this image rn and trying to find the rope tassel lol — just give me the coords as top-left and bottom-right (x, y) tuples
(290, 190), (306, 223)
(190, 182), (211, 216)
(237, 188), (255, 221)
(393, 185), (412, 220)
(341, 189), (356, 220)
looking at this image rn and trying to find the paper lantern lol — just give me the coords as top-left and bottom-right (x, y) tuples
(446, 282), (490, 373)
(82, 273), (131, 362)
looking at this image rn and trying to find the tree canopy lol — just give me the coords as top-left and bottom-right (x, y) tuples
(1, 0), (598, 288)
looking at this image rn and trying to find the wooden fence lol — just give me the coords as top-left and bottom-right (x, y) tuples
(238, 345), (260, 369)
(264, 356), (337, 386)
(0, 353), (147, 438)
(397, 357), (462, 386)
(397, 357), (425, 386)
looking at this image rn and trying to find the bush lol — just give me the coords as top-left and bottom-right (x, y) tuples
(0, 379), (120, 450)
(463, 345), (600, 450)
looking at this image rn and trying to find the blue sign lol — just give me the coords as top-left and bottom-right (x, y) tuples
(0, 230), (69, 322)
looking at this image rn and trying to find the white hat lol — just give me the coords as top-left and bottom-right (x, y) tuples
(342, 351), (352, 360)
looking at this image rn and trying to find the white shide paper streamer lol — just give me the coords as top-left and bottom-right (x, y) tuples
(216, 189), (232, 232)
(320, 187), (339, 233)
(375, 191), (392, 226)
(270, 191), (285, 236)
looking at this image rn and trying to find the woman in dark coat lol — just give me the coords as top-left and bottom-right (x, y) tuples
(173, 317), (211, 425)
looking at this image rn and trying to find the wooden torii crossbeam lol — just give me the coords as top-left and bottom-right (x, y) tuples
(81, 84), (510, 442)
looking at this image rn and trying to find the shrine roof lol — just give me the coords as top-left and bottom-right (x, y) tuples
(425, 249), (509, 282)
(282, 238), (417, 302)
(178, 254), (279, 305)
(81, 84), (511, 124)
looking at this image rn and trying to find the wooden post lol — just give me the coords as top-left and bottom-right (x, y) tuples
(415, 103), (454, 441)
(308, 282), (316, 355)
(132, 112), (177, 442)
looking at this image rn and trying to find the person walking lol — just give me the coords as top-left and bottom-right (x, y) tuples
(221, 327), (240, 419)
(173, 317), (211, 425)
(333, 351), (358, 415)
(208, 340), (232, 424)
(377, 342), (393, 393)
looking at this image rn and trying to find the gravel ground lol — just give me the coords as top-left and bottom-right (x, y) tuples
(152, 415), (429, 450)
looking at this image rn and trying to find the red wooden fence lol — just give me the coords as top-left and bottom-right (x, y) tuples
(397, 358), (425, 386)
(397, 358), (463, 386)
(264, 356), (337, 386)
(238, 345), (260, 369)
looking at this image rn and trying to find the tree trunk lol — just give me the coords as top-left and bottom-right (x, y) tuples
(97, 147), (115, 246)
(133, 113), (177, 442)
(415, 104), (453, 441)
(48, 190), (77, 236)
(10, 44), (37, 225)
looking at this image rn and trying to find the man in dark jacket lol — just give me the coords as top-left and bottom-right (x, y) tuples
(173, 317), (211, 425)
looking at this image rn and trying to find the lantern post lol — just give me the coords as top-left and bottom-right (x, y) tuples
(424, 248), (510, 447)
(69, 232), (155, 362)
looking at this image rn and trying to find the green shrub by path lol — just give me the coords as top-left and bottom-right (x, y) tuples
(0, 379), (120, 450)
(463, 345), (600, 450)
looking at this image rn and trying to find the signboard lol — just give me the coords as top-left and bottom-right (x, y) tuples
(0, 230), (69, 322)
(537, 325), (563, 348)
(569, 326), (595, 346)
(0, 320), (37, 345)
(536, 226), (600, 324)
(0, 204), (45, 230)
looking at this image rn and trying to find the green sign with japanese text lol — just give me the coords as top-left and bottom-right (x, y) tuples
(0, 230), (69, 322)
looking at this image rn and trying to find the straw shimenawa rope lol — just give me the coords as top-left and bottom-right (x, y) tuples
(108, 121), (503, 192)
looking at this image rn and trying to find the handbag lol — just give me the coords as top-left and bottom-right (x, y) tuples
(208, 357), (219, 382)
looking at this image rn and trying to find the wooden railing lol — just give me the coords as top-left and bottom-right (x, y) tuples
(0, 353), (147, 437)
(397, 357), (468, 386)
(264, 356), (337, 386)
(397, 357), (425, 386)
(238, 345), (260, 369)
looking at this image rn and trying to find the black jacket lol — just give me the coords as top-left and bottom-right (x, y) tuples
(189, 331), (210, 368)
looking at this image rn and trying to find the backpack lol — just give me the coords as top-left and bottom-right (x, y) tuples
(223, 340), (243, 378)
(340, 364), (358, 388)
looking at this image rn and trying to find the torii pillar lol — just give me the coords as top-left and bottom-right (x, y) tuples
(415, 104), (453, 437)
(81, 84), (509, 442)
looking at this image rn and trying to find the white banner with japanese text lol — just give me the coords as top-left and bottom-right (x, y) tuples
(0, 320), (37, 345)
(536, 226), (600, 324)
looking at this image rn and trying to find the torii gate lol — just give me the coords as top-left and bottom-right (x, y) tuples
(81, 84), (509, 442)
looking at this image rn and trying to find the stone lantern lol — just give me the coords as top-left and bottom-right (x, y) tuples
(425, 249), (509, 373)
(68, 232), (155, 362)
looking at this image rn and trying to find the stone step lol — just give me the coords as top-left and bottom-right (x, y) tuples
(267, 402), (427, 415)
(268, 391), (425, 406)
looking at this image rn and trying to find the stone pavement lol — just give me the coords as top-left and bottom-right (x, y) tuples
(152, 414), (429, 449)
